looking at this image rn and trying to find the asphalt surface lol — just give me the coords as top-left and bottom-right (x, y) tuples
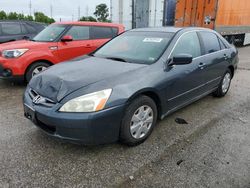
(0, 46), (250, 188)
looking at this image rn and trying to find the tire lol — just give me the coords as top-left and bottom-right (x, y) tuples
(25, 62), (50, 82)
(213, 69), (232, 98)
(120, 95), (158, 146)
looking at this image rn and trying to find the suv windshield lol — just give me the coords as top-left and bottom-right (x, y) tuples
(33, 24), (67, 42)
(94, 31), (174, 64)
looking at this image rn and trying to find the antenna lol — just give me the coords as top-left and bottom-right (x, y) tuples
(50, 4), (53, 18)
(86, 6), (89, 17)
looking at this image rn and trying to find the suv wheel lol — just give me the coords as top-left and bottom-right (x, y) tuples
(120, 96), (157, 146)
(26, 62), (50, 82)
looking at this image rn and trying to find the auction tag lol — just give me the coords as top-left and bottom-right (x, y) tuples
(143, 38), (163, 43)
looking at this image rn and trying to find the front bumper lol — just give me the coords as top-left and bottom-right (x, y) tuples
(23, 91), (125, 145)
(0, 56), (25, 80)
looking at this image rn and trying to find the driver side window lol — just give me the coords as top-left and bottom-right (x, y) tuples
(172, 32), (201, 58)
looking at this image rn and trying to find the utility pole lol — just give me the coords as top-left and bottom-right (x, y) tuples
(85, 6), (89, 17)
(50, 4), (53, 18)
(78, 6), (81, 20)
(29, 0), (32, 16)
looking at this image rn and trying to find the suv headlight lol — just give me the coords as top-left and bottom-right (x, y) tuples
(59, 89), (112, 112)
(2, 49), (29, 58)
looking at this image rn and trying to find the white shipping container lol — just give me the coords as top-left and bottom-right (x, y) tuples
(111, 0), (166, 30)
(148, 0), (165, 28)
(110, 0), (133, 30)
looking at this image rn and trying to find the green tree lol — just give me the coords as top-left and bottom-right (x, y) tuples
(0, 10), (7, 19)
(8, 12), (18, 20)
(17, 13), (25, 20)
(80, 16), (97, 22)
(94, 4), (110, 22)
(34, 12), (55, 24)
(25, 15), (34, 21)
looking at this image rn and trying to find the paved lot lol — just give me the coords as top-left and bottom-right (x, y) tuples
(0, 47), (250, 188)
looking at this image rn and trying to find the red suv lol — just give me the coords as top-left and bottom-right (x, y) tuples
(0, 22), (124, 82)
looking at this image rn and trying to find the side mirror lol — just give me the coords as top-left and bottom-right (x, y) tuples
(168, 54), (193, 66)
(61, 35), (73, 42)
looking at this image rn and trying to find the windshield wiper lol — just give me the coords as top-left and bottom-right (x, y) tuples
(105, 57), (127, 62)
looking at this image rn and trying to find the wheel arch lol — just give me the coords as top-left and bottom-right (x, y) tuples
(126, 89), (163, 119)
(24, 59), (54, 81)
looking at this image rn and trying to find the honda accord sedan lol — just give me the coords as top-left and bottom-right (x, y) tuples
(23, 27), (238, 146)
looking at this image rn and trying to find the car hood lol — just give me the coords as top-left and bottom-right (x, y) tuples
(29, 56), (147, 102)
(0, 40), (49, 51)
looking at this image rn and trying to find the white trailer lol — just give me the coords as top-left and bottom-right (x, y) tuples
(110, 0), (168, 30)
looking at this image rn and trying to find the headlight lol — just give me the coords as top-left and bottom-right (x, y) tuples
(2, 49), (29, 58)
(59, 89), (112, 112)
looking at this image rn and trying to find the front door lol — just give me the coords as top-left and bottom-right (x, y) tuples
(56, 25), (94, 62)
(165, 31), (207, 110)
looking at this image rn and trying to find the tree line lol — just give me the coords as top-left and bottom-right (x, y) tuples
(0, 3), (110, 24)
(0, 10), (55, 24)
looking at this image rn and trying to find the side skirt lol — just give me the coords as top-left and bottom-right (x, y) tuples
(160, 87), (218, 120)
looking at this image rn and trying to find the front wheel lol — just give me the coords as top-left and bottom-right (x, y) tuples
(120, 96), (158, 146)
(213, 69), (232, 97)
(25, 62), (50, 82)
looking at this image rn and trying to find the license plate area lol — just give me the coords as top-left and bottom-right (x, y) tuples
(24, 104), (35, 122)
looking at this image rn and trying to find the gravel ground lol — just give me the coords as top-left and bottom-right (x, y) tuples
(0, 46), (249, 188)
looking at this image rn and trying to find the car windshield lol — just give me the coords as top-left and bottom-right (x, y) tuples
(94, 31), (174, 64)
(33, 24), (67, 42)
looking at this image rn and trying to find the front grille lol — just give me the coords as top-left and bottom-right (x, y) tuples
(29, 89), (56, 107)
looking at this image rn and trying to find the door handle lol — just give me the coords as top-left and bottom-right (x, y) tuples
(198, 62), (206, 69)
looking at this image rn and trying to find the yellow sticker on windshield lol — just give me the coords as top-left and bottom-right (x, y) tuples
(143, 38), (163, 43)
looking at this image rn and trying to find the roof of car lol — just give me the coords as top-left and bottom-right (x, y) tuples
(130, 27), (213, 33)
(54, 21), (123, 27)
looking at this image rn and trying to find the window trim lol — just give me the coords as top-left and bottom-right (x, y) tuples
(168, 30), (230, 62)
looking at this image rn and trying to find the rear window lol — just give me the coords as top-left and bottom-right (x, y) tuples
(25, 23), (37, 33)
(218, 38), (227, 50)
(199, 31), (221, 54)
(90, 26), (118, 39)
(1, 23), (22, 35)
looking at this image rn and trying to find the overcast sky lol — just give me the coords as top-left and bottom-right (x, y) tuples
(0, 0), (110, 21)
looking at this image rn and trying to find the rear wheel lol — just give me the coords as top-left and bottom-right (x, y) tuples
(120, 95), (158, 146)
(213, 69), (232, 97)
(25, 62), (50, 82)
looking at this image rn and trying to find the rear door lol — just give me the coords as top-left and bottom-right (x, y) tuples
(90, 26), (118, 50)
(0, 22), (24, 43)
(166, 31), (207, 109)
(57, 25), (93, 61)
(197, 31), (230, 90)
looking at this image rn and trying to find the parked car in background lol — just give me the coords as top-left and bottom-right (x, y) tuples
(0, 21), (124, 82)
(0, 20), (45, 43)
(23, 27), (238, 146)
